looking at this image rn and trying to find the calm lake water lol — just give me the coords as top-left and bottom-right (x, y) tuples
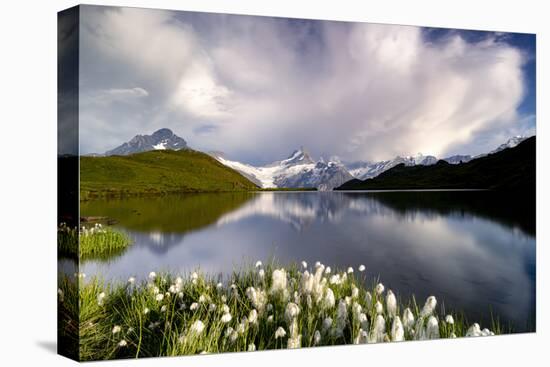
(79, 191), (535, 332)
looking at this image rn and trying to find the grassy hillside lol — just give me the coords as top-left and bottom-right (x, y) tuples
(80, 149), (259, 200)
(337, 136), (535, 194)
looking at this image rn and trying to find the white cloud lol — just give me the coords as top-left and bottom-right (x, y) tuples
(79, 6), (532, 162)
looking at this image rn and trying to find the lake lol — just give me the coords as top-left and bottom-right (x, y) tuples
(78, 190), (535, 332)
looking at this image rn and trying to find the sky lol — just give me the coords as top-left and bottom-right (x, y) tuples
(78, 5), (536, 164)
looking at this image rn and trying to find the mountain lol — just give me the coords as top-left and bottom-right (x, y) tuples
(489, 135), (527, 154)
(212, 148), (353, 190)
(80, 149), (259, 199)
(346, 153), (438, 180)
(105, 128), (188, 156)
(442, 155), (472, 164)
(336, 136), (535, 194)
(344, 136), (530, 179)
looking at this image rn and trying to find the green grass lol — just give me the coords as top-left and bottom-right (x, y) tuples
(58, 262), (500, 361)
(58, 223), (131, 261)
(79, 149), (259, 200)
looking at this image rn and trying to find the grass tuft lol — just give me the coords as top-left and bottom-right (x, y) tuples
(58, 261), (500, 361)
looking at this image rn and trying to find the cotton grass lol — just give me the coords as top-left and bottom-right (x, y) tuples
(59, 261), (499, 360)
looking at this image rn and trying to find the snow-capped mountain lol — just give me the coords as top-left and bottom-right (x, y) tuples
(344, 136), (531, 180)
(105, 128), (188, 156)
(489, 136), (527, 154)
(212, 148), (353, 190)
(345, 153), (438, 180)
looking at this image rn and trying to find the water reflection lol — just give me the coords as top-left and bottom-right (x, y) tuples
(81, 191), (535, 332)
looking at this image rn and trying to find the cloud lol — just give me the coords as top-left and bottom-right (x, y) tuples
(79, 6), (534, 162)
(82, 87), (149, 106)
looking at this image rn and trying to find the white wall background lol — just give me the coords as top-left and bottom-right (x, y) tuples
(0, 1), (547, 366)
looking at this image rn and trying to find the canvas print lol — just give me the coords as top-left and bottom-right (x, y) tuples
(57, 4), (536, 361)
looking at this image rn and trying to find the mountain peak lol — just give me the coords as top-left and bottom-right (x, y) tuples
(105, 128), (188, 156)
(490, 136), (527, 154)
(151, 128), (174, 139)
(281, 147), (314, 166)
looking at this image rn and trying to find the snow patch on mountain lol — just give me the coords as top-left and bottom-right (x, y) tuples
(213, 148), (351, 190)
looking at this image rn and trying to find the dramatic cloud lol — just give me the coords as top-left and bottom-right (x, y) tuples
(79, 6), (535, 163)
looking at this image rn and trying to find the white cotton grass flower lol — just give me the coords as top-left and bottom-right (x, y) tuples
(221, 313), (232, 323)
(445, 315), (455, 325)
(97, 292), (106, 306)
(325, 266), (331, 274)
(359, 313), (369, 330)
(375, 283), (385, 295)
(128, 276), (136, 285)
(190, 302), (199, 311)
(285, 302), (300, 322)
(301, 261), (308, 269)
(344, 296), (352, 306)
(370, 314), (386, 343)
(255, 261), (262, 268)
(322, 288), (335, 310)
(347, 267), (354, 274)
(58, 288), (64, 302)
(329, 274), (340, 285)
(143, 307), (150, 315)
(271, 269), (288, 294)
(155, 294), (164, 302)
(222, 304), (230, 314)
(426, 316), (440, 339)
(481, 328), (494, 336)
(248, 309), (258, 324)
(322, 317), (333, 332)
(386, 290), (397, 318)
(402, 308), (415, 330)
(148, 272), (156, 280)
(246, 287), (268, 313)
(466, 323), (482, 337)
(247, 343), (256, 352)
(258, 269), (265, 279)
(112, 325), (122, 334)
(190, 320), (205, 335)
(275, 327), (286, 339)
(336, 300), (348, 333)
(216, 282), (223, 290)
(315, 261), (322, 268)
(209, 303), (217, 312)
(391, 316), (405, 341)
(267, 315), (274, 323)
(351, 285), (359, 299)
(314, 330), (321, 345)
(352, 302), (362, 320)
(118, 339), (127, 347)
(161, 305), (167, 313)
(191, 272), (199, 284)
(355, 329), (369, 344)
(358, 264), (366, 272)
(375, 300), (384, 314)
(421, 296), (437, 317)
(237, 321), (247, 334)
